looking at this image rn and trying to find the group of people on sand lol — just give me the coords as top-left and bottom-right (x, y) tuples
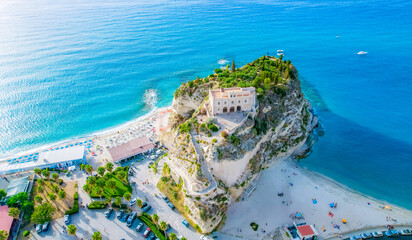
(386, 216), (397, 223)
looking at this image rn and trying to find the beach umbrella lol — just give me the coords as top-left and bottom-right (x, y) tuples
(18, 157), (22, 159)
(70, 144), (73, 147)
(65, 146), (68, 148)
(29, 154), (33, 156)
(84, 141), (87, 143)
(89, 140), (92, 142)
(385, 205), (391, 210)
(342, 218), (347, 224)
(35, 153), (39, 155)
(60, 147), (64, 149)
(75, 143), (78, 145)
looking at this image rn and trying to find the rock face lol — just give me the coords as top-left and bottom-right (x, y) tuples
(159, 56), (318, 233)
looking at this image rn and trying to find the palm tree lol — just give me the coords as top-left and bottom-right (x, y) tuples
(116, 171), (127, 184)
(160, 221), (168, 238)
(59, 189), (66, 200)
(92, 231), (102, 240)
(106, 179), (116, 193)
(85, 165), (93, 174)
(52, 172), (59, 182)
(8, 207), (20, 219)
(123, 192), (131, 202)
(87, 176), (97, 186)
(152, 213), (159, 228)
(96, 179), (105, 189)
(67, 224), (77, 236)
(48, 193), (57, 208)
(42, 169), (50, 179)
(37, 185), (44, 194)
(0, 230), (9, 240)
(97, 167), (105, 177)
(114, 196), (122, 206)
(34, 195), (43, 204)
(95, 187), (104, 200)
(83, 184), (92, 194)
(169, 232), (177, 240)
(105, 162), (114, 172)
(52, 185), (59, 193)
(34, 168), (42, 178)
(37, 178), (44, 186)
(136, 199), (143, 208)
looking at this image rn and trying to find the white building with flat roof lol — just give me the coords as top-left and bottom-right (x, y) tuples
(0, 146), (85, 174)
(208, 87), (256, 116)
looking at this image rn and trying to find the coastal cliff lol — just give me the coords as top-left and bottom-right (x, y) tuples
(158, 56), (318, 233)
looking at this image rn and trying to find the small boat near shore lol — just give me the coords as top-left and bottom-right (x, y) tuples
(372, 231), (383, 238)
(361, 232), (372, 239)
(399, 229), (411, 236)
(277, 49), (284, 56)
(385, 230), (399, 237)
(218, 59), (229, 65)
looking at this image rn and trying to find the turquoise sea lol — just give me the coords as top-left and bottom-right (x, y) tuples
(1, 0), (411, 209)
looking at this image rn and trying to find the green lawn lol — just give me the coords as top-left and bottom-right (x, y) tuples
(90, 167), (132, 198)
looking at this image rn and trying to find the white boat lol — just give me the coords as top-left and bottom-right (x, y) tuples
(400, 229), (412, 236)
(361, 232), (372, 239)
(276, 49), (284, 56)
(218, 59), (229, 65)
(371, 231), (383, 238)
(357, 51), (368, 55)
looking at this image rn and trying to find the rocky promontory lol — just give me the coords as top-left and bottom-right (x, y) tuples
(158, 56), (318, 233)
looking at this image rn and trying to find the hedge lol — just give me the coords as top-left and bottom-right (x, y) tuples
(65, 192), (79, 215)
(88, 201), (107, 209)
(111, 203), (127, 209)
(137, 215), (166, 240)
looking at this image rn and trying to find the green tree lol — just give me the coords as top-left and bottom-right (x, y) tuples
(136, 199), (142, 208)
(96, 178), (105, 188)
(85, 165), (93, 174)
(31, 202), (55, 224)
(106, 179), (116, 191)
(48, 193), (56, 202)
(21, 201), (34, 220)
(23, 231), (30, 238)
(34, 195), (43, 204)
(95, 187), (104, 200)
(8, 207), (20, 219)
(67, 224), (77, 236)
(181, 237), (187, 240)
(83, 184), (92, 193)
(7, 192), (29, 207)
(123, 192), (131, 202)
(160, 221), (168, 238)
(37, 178), (44, 186)
(152, 213), (159, 227)
(52, 172), (59, 182)
(116, 171), (126, 183)
(105, 162), (114, 172)
(231, 61), (236, 72)
(114, 196), (122, 206)
(52, 185), (59, 193)
(92, 231), (102, 240)
(0, 189), (6, 200)
(34, 168), (42, 177)
(42, 169), (50, 179)
(97, 167), (106, 177)
(169, 232), (177, 240)
(37, 185), (44, 194)
(0, 230), (9, 240)
(87, 176), (97, 185)
(103, 172), (113, 181)
(59, 189), (66, 199)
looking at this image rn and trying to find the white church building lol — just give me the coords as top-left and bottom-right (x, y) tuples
(207, 87), (257, 116)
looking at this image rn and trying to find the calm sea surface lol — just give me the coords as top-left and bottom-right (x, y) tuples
(1, 0), (411, 209)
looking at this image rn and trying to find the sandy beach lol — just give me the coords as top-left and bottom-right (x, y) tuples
(222, 159), (412, 240)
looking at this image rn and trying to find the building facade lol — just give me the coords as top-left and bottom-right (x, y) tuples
(208, 87), (256, 116)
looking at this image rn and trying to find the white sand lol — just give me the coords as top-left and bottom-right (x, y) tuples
(222, 159), (412, 240)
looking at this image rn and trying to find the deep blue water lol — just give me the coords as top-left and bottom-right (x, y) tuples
(1, 0), (411, 209)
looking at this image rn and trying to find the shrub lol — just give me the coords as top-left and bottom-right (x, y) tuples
(250, 222), (259, 231)
(57, 179), (63, 185)
(23, 231), (30, 237)
(208, 124), (218, 132)
(211, 139), (217, 143)
(111, 203), (127, 209)
(73, 192), (79, 200)
(220, 131), (228, 138)
(87, 201), (107, 209)
(65, 192), (79, 215)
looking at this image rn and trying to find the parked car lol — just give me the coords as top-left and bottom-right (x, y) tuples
(130, 198), (137, 206)
(182, 219), (189, 227)
(104, 208), (113, 218)
(64, 214), (70, 224)
(117, 209), (124, 220)
(36, 224), (42, 233)
(141, 202), (148, 208)
(128, 169), (134, 176)
(162, 196), (169, 203)
(166, 223), (171, 231)
(148, 233), (156, 240)
(121, 213), (129, 222)
(143, 228), (151, 238)
(167, 202), (175, 210)
(42, 222), (49, 232)
(136, 222), (144, 232)
(126, 212), (137, 227)
(200, 236), (213, 240)
(142, 205), (152, 213)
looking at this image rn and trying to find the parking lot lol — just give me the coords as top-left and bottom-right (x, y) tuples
(28, 156), (203, 240)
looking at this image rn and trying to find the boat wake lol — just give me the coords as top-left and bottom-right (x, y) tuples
(218, 59), (229, 65)
(143, 89), (158, 109)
